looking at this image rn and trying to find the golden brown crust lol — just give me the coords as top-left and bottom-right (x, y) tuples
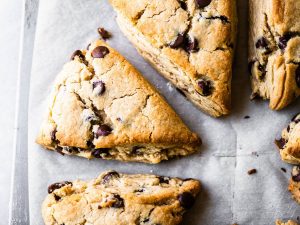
(276, 113), (300, 164)
(109, 0), (237, 117)
(276, 220), (299, 225)
(42, 171), (201, 225)
(249, 0), (300, 110)
(36, 40), (201, 164)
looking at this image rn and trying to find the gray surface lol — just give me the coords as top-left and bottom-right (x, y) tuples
(0, 0), (22, 224)
(28, 1), (300, 225)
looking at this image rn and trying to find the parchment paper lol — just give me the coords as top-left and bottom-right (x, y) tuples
(28, 0), (300, 224)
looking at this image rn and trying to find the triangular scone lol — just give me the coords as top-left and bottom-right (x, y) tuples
(42, 171), (201, 225)
(276, 113), (300, 164)
(249, 0), (300, 110)
(289, 166), (300, 204)
(276, 220), (299, 225)
(109, 0), (237, 117)
(36, 40), (201, 164)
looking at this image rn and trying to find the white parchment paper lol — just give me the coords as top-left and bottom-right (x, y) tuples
(28, 0), (300, 224)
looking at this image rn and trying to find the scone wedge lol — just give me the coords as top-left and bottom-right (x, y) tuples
(276, 220), (299, 225)
(36, 40), (201, 164)
(109, 0), (237, 117)
(276, 113), (300, 164)
(42, 171), (201, 225)
(249, 0), (300, 110)
(289, 166), (300, 204)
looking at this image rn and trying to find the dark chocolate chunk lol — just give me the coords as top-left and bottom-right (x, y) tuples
(178, 192), (195, 209)
(50, 129), (57, 141)
(48, 181), (72, 194)
(278, 33), (293, 50)
(292, 173), (300, 182)
(184, 35), (199, 52)
(275, 138), (286, 149)
(179, 1), (187, 10)
(247, 169), (257, 175)
(87, 140), (95, 149)
(91, 148), (110, 158)
(95, 125), (112, 138)
(54, 194), (61, 201)
(255, 37), (269, 49)
(92, 80), (106, 95)
(195, 0), (211, 8)
(169, 33), (185, 49)
(244, 116), (250, 119)
(197, 79), (212, 96)
(98, 27), (111, 39)
(71, 50), (85, 61)
(112, 194), (124, 208)
(102, 171), (120, 184)
(158, 176), (169, 184)
(92, 46), (110, 58)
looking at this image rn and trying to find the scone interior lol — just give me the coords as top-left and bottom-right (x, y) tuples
(276, 113), (300, 164)
(42, 171), (201, 225)
(249, 0), (300, 110)
(289, 166), (300, 204)
(36, 40), (201, 164)
(110, 0), (237, 117)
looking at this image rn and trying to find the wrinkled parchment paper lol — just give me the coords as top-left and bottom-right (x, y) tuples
(28, 0), (300, 224)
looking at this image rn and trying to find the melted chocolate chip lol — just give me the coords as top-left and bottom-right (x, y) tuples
(255, 37), (269, 49)
(112, 194), (124, 208)
(54, 194), (61, 201)
(178, 192), (195, 209)
(195, 0), (211, 8)
(158, 176), (169, 184)
(87, 140), (95, 148)
(197, 79), (212, 96)
(184, 35), (199, 52)
(287, 125), (291, 132)
(102, 171), (120, 184)
(278, 33), (293, 50)
(275, 138), (286, 149)
(295, 66), (300, 88)
(92, 46), (110, 58)
(48, 181), (72, 194)
(292, 173), (300, 182)
(71, 50), (85, 61)
(98, 27), (111, 39)
(50, 129), (57, 141)
(179, 1), (187, 10)
(91, 148), (110, 158)
(95, 125), (112, 138)
(169, 33), (185, 49)
(92, 80), (106, 95)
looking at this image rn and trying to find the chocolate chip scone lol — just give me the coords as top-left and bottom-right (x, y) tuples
(42, 171), (201, 225)
(289, 166), (300, 204)
(249, 0), (300, 110)
(36, 40), (201, 164)
(109, 0), (237, 117)
(276, 220), (299, 225)
(276, 113), (300, 164)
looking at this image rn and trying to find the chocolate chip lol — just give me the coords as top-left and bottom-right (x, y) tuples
(98, 27), (111, 39)
(281, 168), (287, 173)
(55, 146), (65, 156)
(71, 50), (85, 61)
(158, 176), (169, 184)
(295, 66), (300, 88)
(62, 146), (79, 154)
(244, 116), (250, 119)
(112, 194), (124, 208)
(87, 140), (95, 149)
(195, 0), (211, 8)
(92, 46), (110, 58)
(278, 33), (293, 50)
(95, 125), (112, 138)
(184, 35), (199, 52)
(275, 138), (286, 149)
(50, 129), (57, 141)
(54, 194), (61, 201)
(91, 148), (110, 158)
(292, 167), (300, 182)
(48, 181), (72, 194)
(255, 37), (269, 49)
(170, 33), (185, 49)
(178, 192), (195, 209)
(102, 171), (120, 184)
(287, 125), (290, 132)
(92, 80), (106, 95)
(197, 79), (212, 96)
(179, 1), (187, 10)
(247, 169), (257, 175)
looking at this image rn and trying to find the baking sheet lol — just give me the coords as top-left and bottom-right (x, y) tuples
(28, 0), (300, 224)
